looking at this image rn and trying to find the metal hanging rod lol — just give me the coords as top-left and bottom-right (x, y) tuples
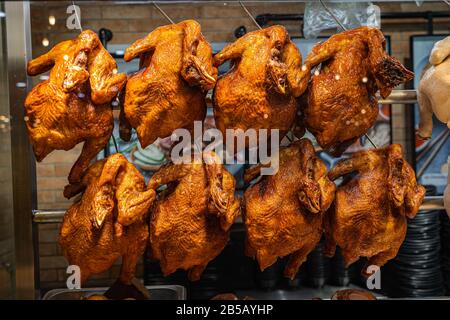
(377, 89), (418, 104)
(202, 89), (418, 107)
(32, 1), (449, 4)
(153, 1), (175, 24)
(317, 0), (380, 149)
(239, 0), (262, 30)
(32, 195), (447, 224)
(319, 0), (347, 31)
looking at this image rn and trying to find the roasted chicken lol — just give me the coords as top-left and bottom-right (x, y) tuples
(213, 25), (309, 152)
(25, 30), (126, 183)
(324, 144), (425, 275)
(298, 27), (414, 156)
(121, 20), (217, 148)
(418, 35), (450, 139)
(243, 139), (336, 279)
(148, 152), (240, 281)
(59, 154), (156, 284)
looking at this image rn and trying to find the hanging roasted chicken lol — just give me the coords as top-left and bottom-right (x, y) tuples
(298, 27), (414, 156)
(418, 35), (450, 139)
(59, 154), (156, 284)
(148, 151), (240, 281)
(243, 139), (336, 279)
(120, 20), (217, 147)
(213, 25), (309, 152)
(324, 144), (425, 275)
(25, 30), (126, 183)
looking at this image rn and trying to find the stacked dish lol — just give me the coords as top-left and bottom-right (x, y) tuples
(385, 209), (444, 297)
(440, 211), (450, 294)
(305, 239), (330, 288)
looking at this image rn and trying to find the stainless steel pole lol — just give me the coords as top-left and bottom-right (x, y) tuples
(5, 0), (38, 299)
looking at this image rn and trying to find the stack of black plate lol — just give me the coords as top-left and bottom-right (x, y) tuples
(305, 239), (330, 288)
(329, 247), (350, 286)
(386, 209), (444, 297)
(255, 260), (281, 290)
(441, 211), (450, 294)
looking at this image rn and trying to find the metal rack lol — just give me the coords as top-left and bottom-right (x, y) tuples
(4, 1), (448, 300)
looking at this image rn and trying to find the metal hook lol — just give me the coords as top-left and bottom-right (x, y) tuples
(72, 1), (83, 32)
(319, 0), (347, 31)
(364, 134), (378, 149)
(153, 1), (175, 24)
(239, 1), (262, 30)
(319, 0), (380, 149)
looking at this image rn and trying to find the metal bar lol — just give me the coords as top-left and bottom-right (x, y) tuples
(5, 1), (38, 300)
(205, 89), (419, 106)
(255, 11), (450, 27)
(29, 1), (450, 5)
(377, 89), (417, 104)
(33, 210), (66, 224)
(33, 195), (446, 224)
(419, 196), (447, 211)
(417, 130), (450, 178)
(71, 0), (83, 32)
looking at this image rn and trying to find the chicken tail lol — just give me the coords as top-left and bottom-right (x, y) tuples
(372, 56), (414, 98)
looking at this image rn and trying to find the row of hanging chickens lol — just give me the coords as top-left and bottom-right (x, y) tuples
(24, 21), (420, 185)
(58, 139), (424, 292)
(22, 21), (435, 290)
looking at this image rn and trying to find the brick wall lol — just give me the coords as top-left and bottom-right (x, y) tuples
(28, 1), (450, 291)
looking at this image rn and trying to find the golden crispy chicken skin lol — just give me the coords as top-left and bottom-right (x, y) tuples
(148, 152), (240, 281)
(243, 139), (336, 279)
(297, 27), (414, 156)
(324, 144), (425, 275)
(59, 154), (156, 284)
(25, 30), (126, 184)
(213, 25), (309, 150)
(121, 20), (217, 147)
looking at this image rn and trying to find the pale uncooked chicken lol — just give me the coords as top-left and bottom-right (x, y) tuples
(325, 144), (425, 275)
(60, 154), (156, 285)
(25, 30), (126, 183)
(121, 20), (217, 148)
(243, 139), (336, 279)
(418, 35), (450, 139)
(148, 152), (240, 281)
